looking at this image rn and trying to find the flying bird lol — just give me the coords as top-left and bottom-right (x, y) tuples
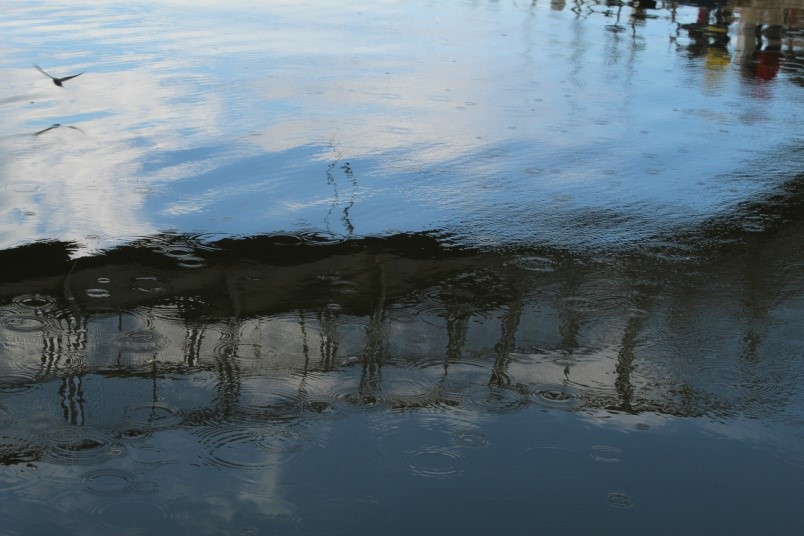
(33, 64), (83, 87)
(33, 123), (85, 136)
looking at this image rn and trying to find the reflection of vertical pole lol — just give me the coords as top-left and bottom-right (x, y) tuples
(213, 268), (244, 419)
(341, 162), (356, 237)
(613, 280), (656, 413)
(300, 310), (311, 374)
(214, 319), (242, 419)
(360, 258), (388, 391)
(39, 329), (57, 379)
(740, 262), (763, 363)
(444, 309), (469, 375)
(558, 304), (581, 360)
(176, 283), (205, 367)
(62, 258), (82, 325)
(116, 312), (124, 366)
(150, 360), (158, 404)
(296, 310), (311, 399)
(210, 268), (244, 418)
(52, 308), (88, 423)
(39, 300), (89, 376)
(318, 307), (339, 371)
(59, 313), (88, 363)
(557, 264), (583, 364)
(325, 151), (357, 237)
(614, 316), (640, 413)
(733, 243), (787, 416)
(59, 374), (84, 425)
(184, 323), (204, 367)
(325, 160), (338, 236)
(489, 288), (525, 388)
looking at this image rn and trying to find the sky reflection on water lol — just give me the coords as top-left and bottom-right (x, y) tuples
(0, 1), (803, 534)
(0, 0), (801, 254)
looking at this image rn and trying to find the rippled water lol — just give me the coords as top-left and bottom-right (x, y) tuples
(1, 0), (802, 534)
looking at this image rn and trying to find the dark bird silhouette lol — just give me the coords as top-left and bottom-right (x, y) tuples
(34, 123), (85, 136)
(34, 64), (83, 87)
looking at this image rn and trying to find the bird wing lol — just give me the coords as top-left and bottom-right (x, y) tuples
(58, 72), (84, 83)
(33, 64), (55, 79)
(34, 124), (60, 136)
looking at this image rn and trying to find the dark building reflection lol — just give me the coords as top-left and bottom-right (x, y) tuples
(1, 0), (802, 470)
(0, 172), (801, 465)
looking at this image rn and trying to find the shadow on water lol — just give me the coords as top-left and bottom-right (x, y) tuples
(0, 175), (801, 531)
(1, 170), (801, 430)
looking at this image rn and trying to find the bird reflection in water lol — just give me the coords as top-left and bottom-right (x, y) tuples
(33, 123), (85, 136)
(33, 64), (84, 87)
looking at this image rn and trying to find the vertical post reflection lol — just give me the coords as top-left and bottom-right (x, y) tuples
(184, 323), (205, 367)
(612, 277), (657, 414)
(212, 269), (245, 419)
(59, 374), (85, 426)
(359, 258), (389, 393)
(489, 279), (526, 388)
(318, 306), (340, 372)
(557, 263), (583, 368)
(52, 311), (88, 425)
(444, 308), (469, 375)
(324, 153), (358, 238)
(214, 319), (242, 420)
(613, 315), (640, 413)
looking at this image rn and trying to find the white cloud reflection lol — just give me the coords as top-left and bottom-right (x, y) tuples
(1, 0), (801, 254)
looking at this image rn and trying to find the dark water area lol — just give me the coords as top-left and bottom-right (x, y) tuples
(1, 0), (803, 534)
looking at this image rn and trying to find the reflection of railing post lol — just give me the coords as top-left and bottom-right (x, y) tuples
(341, 161), (356, 237)
(324, 151), (357, 237)
(489, 284), (525, 388)
(183, 323), (204, 367)
(444, 308), (469, 376)
(39, 317), (68, 379)
(557, 265), (582, 368)
(213, 263), (244, 419)
(318, 306), (339, 372)
(59, 374), (84, 425)
(213, 318), (242, 419)
(295, 310), (312, 399)
(614, 316), (640, 413)
(45, 307), (88, 424)
(39, 329), (55, 379)
(360, 256), (389, 391)
(613, 282), (655, 414)
(299, 310), (310, 374)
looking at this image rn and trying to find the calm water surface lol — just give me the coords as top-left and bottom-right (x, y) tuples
(1, 0), (802, 534)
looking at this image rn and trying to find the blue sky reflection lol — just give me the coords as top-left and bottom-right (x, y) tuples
(0, 0), (801, 254)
